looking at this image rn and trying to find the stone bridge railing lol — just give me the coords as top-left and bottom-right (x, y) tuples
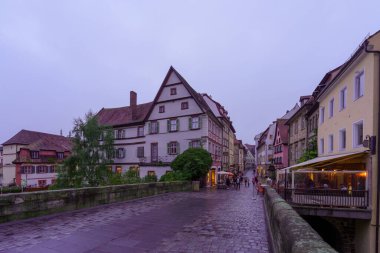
(263, 186), (338, 253)
(0, 181), (191, 223)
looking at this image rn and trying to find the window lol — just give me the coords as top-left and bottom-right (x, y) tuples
(148, 171), (156, 176)
(294, 121), (298, 134)
(340, 87), (347, 110)
(37, 166), (48, 174)
(116, 148), (125, 159)
(328, 134), (334, 153)
(301, 118), (305, 130)
(189, 117), (200, 130)
(21, 166), (34, 174)
(116, 166), (122, 174)
(320, 107), (325, 124)
(170, 88), (177, 95)
(149, 121), (159, 134)
(137, 126), (144, 137)
(354, 71), (364, 100)
(339, 129), (346, 150)
(38, 180), (47, 187)
(30, 151), (39, 159)
(57, 152), (64, 159)
(320, 138), (324, 154)
(181, 102), (189, 110)
(167, 142), (179, 155)
(167, 119), (179, 132)
(137, 147), (144, 158)
(329, 98), (334, 118)
(353, 120), (364, 147)
(116, 129), (125, 139)
(189, 140), (201, 148)
(159, 105), (165, 113)
(49, 166), (55, 173)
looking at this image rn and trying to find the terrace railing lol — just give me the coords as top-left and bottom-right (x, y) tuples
(277, 188), (369, 209)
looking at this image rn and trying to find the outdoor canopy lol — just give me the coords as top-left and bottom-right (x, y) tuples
(216, 171), (234, 175)
(279, 150), (369, 173)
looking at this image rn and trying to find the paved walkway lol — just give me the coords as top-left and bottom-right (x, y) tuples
(0, 173), (270, 253)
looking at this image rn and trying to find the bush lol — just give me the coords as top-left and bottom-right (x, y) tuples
(143, 174), (158, 183)
(171, 148), (212, 181)
(0, 186), (22, 194)
(159, 171), (187, 182)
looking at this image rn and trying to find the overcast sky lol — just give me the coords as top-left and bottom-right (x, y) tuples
(1, 0), (380, 144)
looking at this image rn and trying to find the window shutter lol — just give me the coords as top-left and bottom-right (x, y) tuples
(176, 118), (180, 131)
(157, 121), (160, 133)
(114, 130), (118, 139)
(189, 141), (192, 148)
(167, 120), (170, 132)
(123, 148), (126, 158)
(167, 143), (170, 154)
(199, 116), (202, 129)
(148, 122), (151, 134)
(360, 76), (364, 96)
(189, 117), (192, 130)
(177, 142), (180, 154)
(32, 166), (35, 174)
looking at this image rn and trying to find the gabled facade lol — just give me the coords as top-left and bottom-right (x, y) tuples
(97, 67), (226, 186)
(256, 123), (276, 177)
(286, 96), (312, 166)
(2, 130), (72, 187)
(202, 94), (236, 172)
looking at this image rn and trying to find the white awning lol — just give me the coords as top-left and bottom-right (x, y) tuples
(279, 151), (368, 173)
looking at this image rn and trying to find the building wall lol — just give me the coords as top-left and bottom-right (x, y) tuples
(139, 166), (171, 179)
(288, 111), (307, 165)
(318, 53), (376, 157)
(2, 144), (24, 185)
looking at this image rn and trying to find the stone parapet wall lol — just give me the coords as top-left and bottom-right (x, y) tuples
(0, 181), (191, 223)
(263, 187), (337, 253)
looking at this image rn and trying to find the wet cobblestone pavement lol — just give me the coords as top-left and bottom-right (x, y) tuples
(0, 176), (270, 252)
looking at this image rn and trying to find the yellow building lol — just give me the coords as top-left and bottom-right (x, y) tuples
(277, 30), (380, 253)
(315, 31), (380, 253)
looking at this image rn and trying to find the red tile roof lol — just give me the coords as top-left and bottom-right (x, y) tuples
(96, 102), (153, 127)
(3, 130), (72, 152)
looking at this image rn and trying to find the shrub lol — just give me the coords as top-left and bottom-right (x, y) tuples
(143, 174), (158, 183)
(171, 148), (212, 181)
(159, 171), (187, 182)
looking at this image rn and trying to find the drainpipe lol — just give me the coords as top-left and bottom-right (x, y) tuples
(365, 40), (380, 253)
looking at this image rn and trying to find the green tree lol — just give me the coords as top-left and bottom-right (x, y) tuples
(298, 135), (318, 163)
(170, 148), (212, 181)
(55, 112), (114, 188)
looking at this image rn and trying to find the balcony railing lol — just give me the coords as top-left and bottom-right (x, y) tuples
(277, 188), (369, 209)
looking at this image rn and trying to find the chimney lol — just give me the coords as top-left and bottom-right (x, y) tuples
(130, 91), (137, 120)
(130, 91), (137, 107)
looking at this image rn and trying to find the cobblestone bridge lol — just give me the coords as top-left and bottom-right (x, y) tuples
(0, 178), (270, 253)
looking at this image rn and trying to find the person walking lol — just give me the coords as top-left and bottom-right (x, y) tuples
(244, 177), (248, 187)
(236, 177), (241, 190)
(226, 177), (231, 189)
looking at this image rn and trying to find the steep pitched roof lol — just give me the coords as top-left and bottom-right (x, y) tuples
(145, 66), (222, 127)
(3, 130), (72, 152)
(97, 102), (153, 127)
(281, 104), (300, 120)
(275, 119), (289, 145)
(317, 30), (380, 100)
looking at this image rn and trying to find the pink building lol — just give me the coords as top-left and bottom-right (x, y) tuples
(273, 119), (289, 170)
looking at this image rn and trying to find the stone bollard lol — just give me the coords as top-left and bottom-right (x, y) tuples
(192, 181), (200, 192)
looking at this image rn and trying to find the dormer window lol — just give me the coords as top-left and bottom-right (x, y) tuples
(30, 151), (39, 159)
(57, 152), (64, 159)
(170, 88), (177, 95)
